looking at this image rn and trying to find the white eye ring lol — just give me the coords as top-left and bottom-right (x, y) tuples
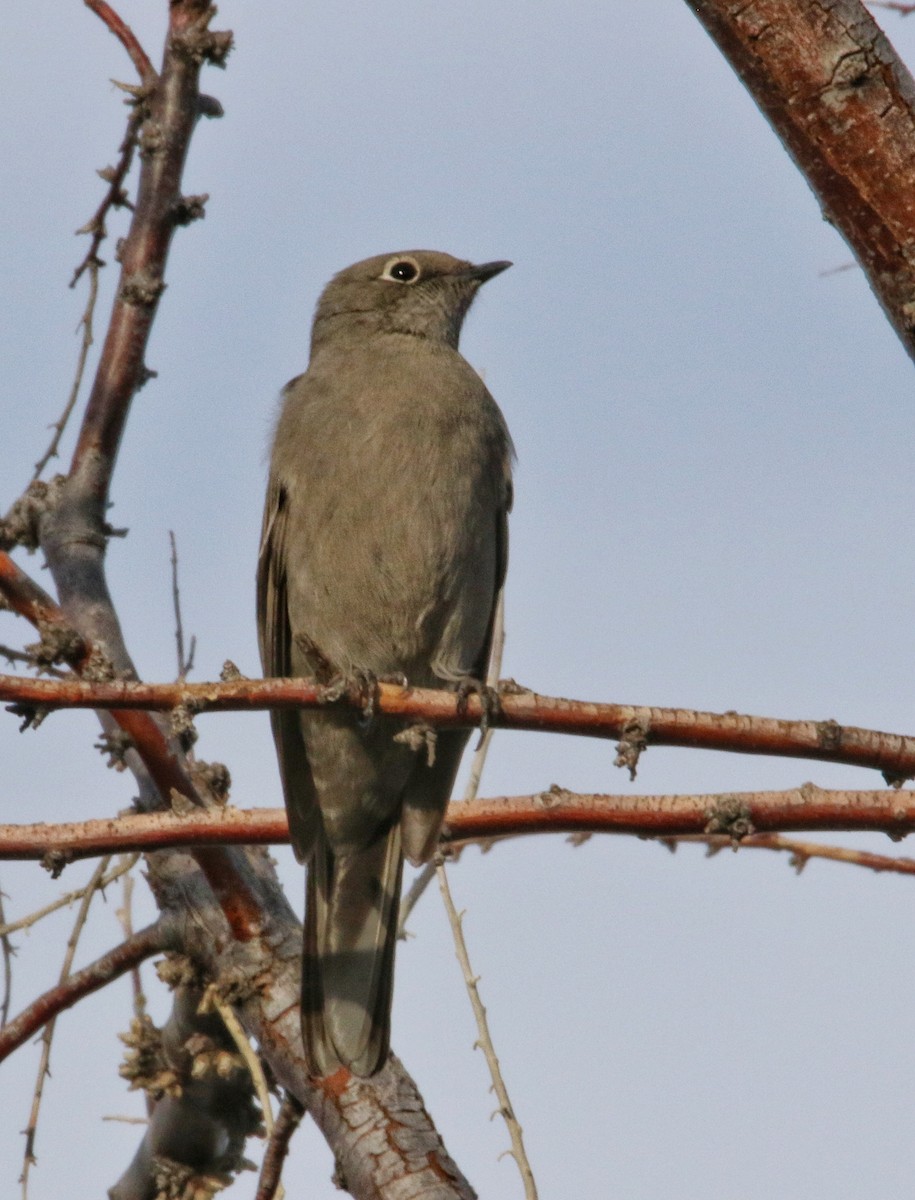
(380, 256), (421, 284)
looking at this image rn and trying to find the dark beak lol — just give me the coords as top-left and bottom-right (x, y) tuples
(461, 260), (513, 284)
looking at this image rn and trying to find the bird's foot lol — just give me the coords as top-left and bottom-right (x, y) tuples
(346, 668), (407, 726)
(455, 678), (503, 745)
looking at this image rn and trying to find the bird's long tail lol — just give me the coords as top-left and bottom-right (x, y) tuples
(302, 823), (404, 1077)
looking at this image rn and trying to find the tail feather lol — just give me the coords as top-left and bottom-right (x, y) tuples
(302, 824), (403, 1077)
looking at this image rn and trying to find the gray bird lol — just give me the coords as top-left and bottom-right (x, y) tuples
(257, 250), (513, 1077)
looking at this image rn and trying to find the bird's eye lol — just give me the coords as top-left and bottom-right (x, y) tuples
(381, 257), (420, 284)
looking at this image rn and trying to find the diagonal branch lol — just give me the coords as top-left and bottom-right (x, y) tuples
(688, 0), (915, 364)
(0, 922), (166, 1061)
(84, 0), (157, 85)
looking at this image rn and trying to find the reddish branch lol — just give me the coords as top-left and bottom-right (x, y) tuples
(66, 5), (226, 504)
(255, 1094), (305, 1200)
(0, 922), (165, 1061)
(2, 669), (915, 782)
(689, 0), (915, 363)
(0, 553), (88, 661)
(84, 0), (157, 84)
(3, 788), (915, 863)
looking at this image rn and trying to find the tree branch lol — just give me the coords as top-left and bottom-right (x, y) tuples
(3, 787), (915, 862)
(0, 922), (166, 1061)
(2, 669), (915, 782)
(84, 0), (157, 85)
(688, 0), (915, 363)
(255, 1093), (305, 1200)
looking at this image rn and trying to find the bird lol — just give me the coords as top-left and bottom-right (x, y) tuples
(257, 250), (513, 1077)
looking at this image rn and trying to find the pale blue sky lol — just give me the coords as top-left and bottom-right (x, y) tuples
(3, 4), (915, 1197)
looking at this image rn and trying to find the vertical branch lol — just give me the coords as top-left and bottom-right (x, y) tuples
(0, 885), (13, 1028)
(255, 1094), (305, 1200)
(42, 2), (230, 664)
(168, 531), (195, 679)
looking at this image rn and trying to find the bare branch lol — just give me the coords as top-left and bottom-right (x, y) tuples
(2, 668), (915, 783)
(168, 531), (195, 679)
(19, 857), (112, 1196)
(673, 831), (915, 874)
(869, 3), (915, 15)
(688, 0), (915, 363)
(437, 862), (538, 1199)
(0, 922), (165, 1062)
(4, 787), (915, 862)
(33, 256), (102, 480)
(0, 886), (13, 1027)
(0, 855), (139, 938)
(83, 0), (157, 84)
(255, 1094), (304, 1200)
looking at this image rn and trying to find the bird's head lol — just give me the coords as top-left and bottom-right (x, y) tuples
(310, 250), (511, 350)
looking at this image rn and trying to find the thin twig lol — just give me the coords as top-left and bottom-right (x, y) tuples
(169, 531), (195, 679)
(255, 1094), (305, 1200)
(203, 986), (284, 1195)
(682, 831), (915, 875)
(436, 862), (538, 1199)
(0, 555), (268, 943)
(0, 646), (65, 678)
(114, 864), (148, 1118)
(0, 886), (14, 1027)
(203, 985), (276, 1136)
(19, 856), (112, 1198)
(0, 855), (138, 938)
(33, 98), (144, 480)
(32, 260), (101, 481)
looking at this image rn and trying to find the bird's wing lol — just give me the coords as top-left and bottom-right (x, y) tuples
(476, 473), (512, 682)
(257, 475), (320, 861)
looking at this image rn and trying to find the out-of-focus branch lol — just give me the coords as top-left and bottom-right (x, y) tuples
(4, 787), (915, 861)
(0, 922), (165, 1061)
(869, 3), (915, 17)
(84, 0), (157, 85)
(0, 888), (12, 1028)
(2, 668), (915, 782)
(688, 0), (915, 363)
(0, 855), (139, 937)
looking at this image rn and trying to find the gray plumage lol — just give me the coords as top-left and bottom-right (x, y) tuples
(257, 250), (513, 1077)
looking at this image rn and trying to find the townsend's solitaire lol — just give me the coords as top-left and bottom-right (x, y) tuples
(257, 250), (513, 1077)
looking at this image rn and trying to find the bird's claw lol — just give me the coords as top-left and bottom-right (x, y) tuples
(456, 678), (502, 746)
